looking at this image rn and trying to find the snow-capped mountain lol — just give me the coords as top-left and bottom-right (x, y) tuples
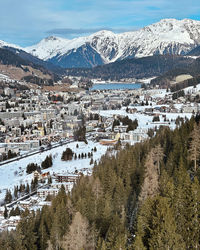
(0, 39), (22, 50)
(24, 18), (200, 68)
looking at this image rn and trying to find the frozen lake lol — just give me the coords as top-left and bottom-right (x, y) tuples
(90, 83), (141, 90)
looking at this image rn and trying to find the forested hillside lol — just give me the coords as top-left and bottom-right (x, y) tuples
(5, 47), (65, 75)
(151, 57), (200, 88)
(0, 48), (60, 84)
(65, 55), (194, 81)
(0, 116), (200, 249)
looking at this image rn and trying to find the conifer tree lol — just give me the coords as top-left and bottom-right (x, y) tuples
(133, 235), (146, 250)
(148, 197), (185, 250)
(25, 183), (30, 194)
(17, 211), (37, 250)
(152, 144), (164, 175)
(188, 123), (200, 172)
(14, 186), (18, 199)
(188, 177), (200, 249)
(38, 218), (48, 250)
(4, 189), (12, 204)
(4, 206), (8, 219)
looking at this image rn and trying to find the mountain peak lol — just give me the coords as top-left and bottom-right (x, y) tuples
(92, 30), (115, 37)
(0, 39), (22, 50)
(44, 36), (59, 42)
(24, 18), (200, 67)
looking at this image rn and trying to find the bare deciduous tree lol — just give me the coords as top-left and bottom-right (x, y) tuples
(62, 212), (94, 250)
(139, 150), (159, 204)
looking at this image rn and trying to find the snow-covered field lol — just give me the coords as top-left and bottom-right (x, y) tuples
(184, 83), (200, 95)
(100, 107), (192, 130)
(0, 141), (107, 203)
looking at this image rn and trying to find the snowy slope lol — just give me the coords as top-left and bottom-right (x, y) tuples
(25, 19), (200, 68)
(0, 40), (22, 50)
(0, 141), (108, 203)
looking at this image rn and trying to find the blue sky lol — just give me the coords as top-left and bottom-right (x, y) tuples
(1, 0), (200, 47)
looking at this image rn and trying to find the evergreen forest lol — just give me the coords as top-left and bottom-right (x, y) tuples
(1, 115), (200, 249)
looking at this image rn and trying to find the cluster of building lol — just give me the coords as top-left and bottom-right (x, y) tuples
(1, 76), (200, 231)
(0, 82), (200, 159)
(0, 171), (79, 231)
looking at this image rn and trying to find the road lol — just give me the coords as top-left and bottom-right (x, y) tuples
(5, 183), (49, 208)
(0, 139), (74, 167)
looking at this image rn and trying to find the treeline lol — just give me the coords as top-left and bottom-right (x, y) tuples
(22, 76), (53, 86)
(61, 146), (96, 162)
(1, 116), (200, 249)
(65, 55), (194, 81)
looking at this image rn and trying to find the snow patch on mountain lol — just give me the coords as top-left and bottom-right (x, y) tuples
(0, 40), (22, 50)
(25, 36), (90, 61)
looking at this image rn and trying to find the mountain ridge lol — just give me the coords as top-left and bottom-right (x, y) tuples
(64, 54), (195, 80)
(0, 47), (61, 85)
(1, 18), (200, 69)
(25, 18), (200, 68)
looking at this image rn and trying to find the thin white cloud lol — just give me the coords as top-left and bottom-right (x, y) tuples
(0, 0), (200, 46)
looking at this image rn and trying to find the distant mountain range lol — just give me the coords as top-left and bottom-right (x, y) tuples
(1, 18), (200, 84)
(24, 18), (200, 68)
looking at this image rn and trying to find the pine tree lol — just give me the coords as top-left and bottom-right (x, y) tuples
(4, 189), (12, 204)
(38, 218), (49, 250)
(173, 165), (195, 248)
(133, 235), (146, 250)
(134, 196), (185, 249)
(185, 177), (200, 249)
(4, 206), (8, 219)
(15, 206), (21, 216)
(14, 186), (18, 199)
(16, 211), (37, 250)
(152, 144), (164, 175)
(188, 123), (200, 172)
(148, 197), (185, 250)
(25, 183), (30, 194)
